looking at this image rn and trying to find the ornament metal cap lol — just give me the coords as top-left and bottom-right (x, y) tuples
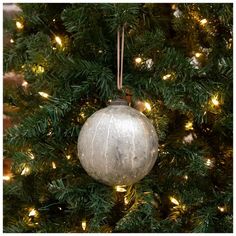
(110, 98), (128, 106)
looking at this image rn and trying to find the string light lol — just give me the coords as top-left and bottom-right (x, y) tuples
(185, 121), (193, 130)
(162, 74), (172, 80)
(115, 185), (127, 192)
(80, 112), (85, 119)
(172, 4), (177, 10)
(135, 57), (142, 64)
(124, 196), (129, 205)
(21, 166), (30, 175)
(52, 162), (56, 169)
(218, 206), (226, 212)
(27, 150), (35, 160)
(195, 52), (202, 58)
(66, 155), (71, 160)
(28, 208), (37, 217)
(81, 220), (87, 231)
(38, 91), (49, 98)
(55, 36), (62, 46)
(10, 38), (14, 43)
(16, 21), (24, 29)
(3, 176), (11, 181)
(144, 102), (151, 112)
(200, 19), (208, 26)
(184, 175), (188, 180)
(22, 81), (28, 88)
(205, 158), (213, 168)
(211, 95), (219, 106)
(53, 19), (56, 22)
(32, 65), (45, 74)
(169, 196), (180, 205)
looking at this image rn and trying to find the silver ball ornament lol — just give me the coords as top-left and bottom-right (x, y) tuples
(77, 99), (158, 186)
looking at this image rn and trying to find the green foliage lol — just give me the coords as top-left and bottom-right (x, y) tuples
(3, 3), (232, 233)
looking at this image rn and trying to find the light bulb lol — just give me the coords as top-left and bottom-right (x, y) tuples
(28, 151), (35, 160)
(16, 21), (24, 29)
(184, 175), (188, 180)
(21, 166), (30, 175)
(52, 162), (56, 169)
(53, 19), (56, 22)
(3, 176), (11, 181)
(185, 121), (193, 130)
(169, 196), (180, 205)
(135, 57), (142, 64)
(162, 74), (172, 80)
(144, 102), (151, 111)
(195, 52), (202, 58)
(124, 196), (129, 205)
(218, 206), (226, 212)
(200, 19), (207, 25)
(28, 208), (37, 217)
(66, 155), (71, 160)
(115, 185), (127, 192)
(10, 38), (14, 43)
(22, 81), (28, 88)
(38, 92), (49, 98)
(81, 220), (87, 231)
(55, 36), (62, 46)
(205, 158), (212, 167)
(211, 96), (219, 106)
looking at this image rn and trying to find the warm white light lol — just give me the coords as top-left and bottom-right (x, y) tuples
(66, 155), (71, 160)
(195, 52), (202, 58)
(28, 151), (35, 160)
(162, 74), (172, 80)
(22, 81), (28, 88)
(200, 19), (207, 25)
(184, 175), (188, 180)
(218, 206), (225, 212)
(124, 196), (129, 205)
(29, 209), (37, 217)
(144, 102), (151, 112)
(16, 21), (24, 29)
(81, 220), (87, 231)
(53, 19), (56, 22)
(52, 162), (56, 169)
(21, 166), (30, 175)
(80, 112), (85, 119)
(52, 47), (56, 50)
(115, 185), (127, 192)
(135, 57), (142, 64)
(211, 96), (219, 106)
(38, 92), (49, 98)
(169, 196), (180, 205)
(205, 158), (212, 167)
(55, 36), (62, 46)
(172, 4), (176, 10)
(3, 176), (11, 181)
(185, 121), (193, 130)
(10, 38), (14, 43)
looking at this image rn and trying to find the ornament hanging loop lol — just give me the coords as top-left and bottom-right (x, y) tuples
(117, 24), (125, 91)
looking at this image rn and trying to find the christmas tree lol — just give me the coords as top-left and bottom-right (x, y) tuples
(3, 3), (233, 233)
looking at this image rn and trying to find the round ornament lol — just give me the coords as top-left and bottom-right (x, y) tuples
(77, 99), (158, 186)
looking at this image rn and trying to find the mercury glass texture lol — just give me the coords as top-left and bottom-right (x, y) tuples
(78, 103), (158, 186)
